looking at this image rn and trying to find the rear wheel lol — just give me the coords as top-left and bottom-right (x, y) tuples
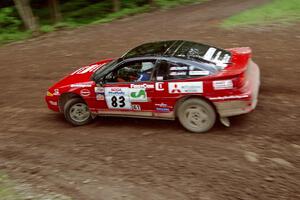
(177, 98), (216, 133)
(64, 98), (93, 126)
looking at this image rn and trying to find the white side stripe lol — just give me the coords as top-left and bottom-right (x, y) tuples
(209, 94), (249, 100)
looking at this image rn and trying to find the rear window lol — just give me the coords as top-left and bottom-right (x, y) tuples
(174, 41), (231, 67)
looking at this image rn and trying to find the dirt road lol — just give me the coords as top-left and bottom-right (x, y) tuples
(0, 0), (299, 199)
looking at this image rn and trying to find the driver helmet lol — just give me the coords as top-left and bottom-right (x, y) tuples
(141, 62), (154, 72)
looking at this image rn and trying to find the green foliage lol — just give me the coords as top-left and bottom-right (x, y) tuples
(63, 1), (112, 24)
(93, 5), (150, 24)
(0, 31), (30, 44)
(0, 7), (29, 44)
(0, 7), (21, 32)
(40, 25), (56, 33)
(0, 0), (207, 45)
(155, 0), (206, 9)
(222, 0), (300, 28)
(122, 0), (149, 8)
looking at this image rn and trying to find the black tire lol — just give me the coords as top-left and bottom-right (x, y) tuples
(64, 98), (93, 126)
(177, 98), (216, 133)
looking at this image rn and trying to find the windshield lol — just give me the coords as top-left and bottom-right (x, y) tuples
(122, 41), (176, 59)
(92, 59), (119, 81)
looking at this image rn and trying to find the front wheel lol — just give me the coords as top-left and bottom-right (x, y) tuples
(64, 98), (93, 126)
(177, 98), (216, 133)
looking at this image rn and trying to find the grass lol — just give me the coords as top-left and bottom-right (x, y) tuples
(0, 31), (31, 44)
(0, 172), (23, 200)
(155, 0), (207, 9)
(92, 0), (207, 23)
(92, 5), (151, 24)
(222, 0), (300, 28)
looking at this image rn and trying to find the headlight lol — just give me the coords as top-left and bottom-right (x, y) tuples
(46, 91), (54, 97)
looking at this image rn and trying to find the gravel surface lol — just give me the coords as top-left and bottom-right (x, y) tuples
(0, 0), (299, 199)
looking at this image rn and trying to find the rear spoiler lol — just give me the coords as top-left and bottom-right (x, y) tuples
(219, 47), (252, 76)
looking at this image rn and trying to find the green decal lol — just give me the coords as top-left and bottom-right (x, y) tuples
(131, 89), (146, 99)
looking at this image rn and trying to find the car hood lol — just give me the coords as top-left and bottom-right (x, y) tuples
(50, 59), (113, 90)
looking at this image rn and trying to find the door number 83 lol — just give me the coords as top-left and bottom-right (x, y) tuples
(111, 96), (125, 108)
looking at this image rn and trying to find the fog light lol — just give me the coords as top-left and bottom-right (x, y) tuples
(47, 91), (53, 97)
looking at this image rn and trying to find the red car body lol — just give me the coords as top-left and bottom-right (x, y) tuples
(45, 41), (260, 132)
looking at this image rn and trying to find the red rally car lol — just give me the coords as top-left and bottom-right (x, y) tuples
(45, 40), (260, 133)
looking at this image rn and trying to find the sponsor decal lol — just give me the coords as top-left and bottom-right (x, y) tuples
(71, 64), (104, 75)
(169, 82), (203, 94)
(130, 84), (154, 89)
(95, 87), (105, 93)
(170, 71), (187, 76)
(70, 81), (93, 88)
(212, 51), (231, 66)
(104, 87), (149, 109)
(170, 66), (188, 71)
(80, 89), (91, 96)
(155, 82), (164, 91)
(213, 51), (222, 62)
(201, 47), (231, 68)
(107, 87), (126, 96)
(157, 76), (164, 81)
(53, 89), (60, 96)
(170, 83), (181, 93)
(49, 100), (58, 106)
(189, 71), (210, 76)
(96, 94), (105, 101)
(213, 80), (233, 90)
(130, 88), (147, 102)
(155, 103), (172, 109)
(155, 102), (172, 112)
(105, 87), (131, 109)
(156, 107), (170, 112)
(131, 104), (141, 111)
(203, 47), (217, 60)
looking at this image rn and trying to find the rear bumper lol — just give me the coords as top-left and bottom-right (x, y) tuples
(214, 98), (257, 117)
(212, 60), (260, 117)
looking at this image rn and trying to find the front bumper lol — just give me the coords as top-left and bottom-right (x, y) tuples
(45, 95), (60, 112)
(212, 60), (260, 117)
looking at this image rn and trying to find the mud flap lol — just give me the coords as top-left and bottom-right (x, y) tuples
(91, 113), (97, 119)
(220, 117), (230, 127)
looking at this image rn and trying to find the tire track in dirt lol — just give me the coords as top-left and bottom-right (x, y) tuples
(0, 0), (299, 199)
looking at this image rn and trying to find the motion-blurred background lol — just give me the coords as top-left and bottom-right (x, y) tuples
(1, 0), (299, 44)
(0, 0), (299, 200)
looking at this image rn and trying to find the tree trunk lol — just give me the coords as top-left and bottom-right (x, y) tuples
(112, 0), (120, 12)
(13, 0), (39, 32)
(49, 0), (62, 23)
(148, 0), (157, 8)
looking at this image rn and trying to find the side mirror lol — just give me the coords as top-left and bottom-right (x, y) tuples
(97, 78), (104, 86)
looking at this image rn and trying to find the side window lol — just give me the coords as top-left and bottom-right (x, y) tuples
(105, 60), (156, 83)
(168, 62), (189, 80)
(155, 60), (211, 81)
